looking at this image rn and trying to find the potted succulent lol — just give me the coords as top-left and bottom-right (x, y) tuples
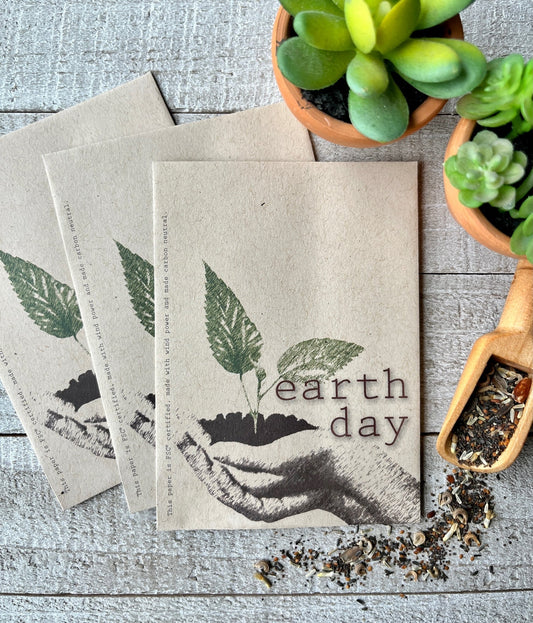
(272, 0), (487, 147)
(444, 54), (533, 262)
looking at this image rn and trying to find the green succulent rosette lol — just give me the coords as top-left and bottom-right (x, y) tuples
(444, 130), (527, 209)
(456, 54), (533, 137)
(277, 0), (486, 142)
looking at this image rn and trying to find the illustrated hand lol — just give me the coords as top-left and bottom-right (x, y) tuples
(44, 393), (115, 460)
(176, 411), (419, 524)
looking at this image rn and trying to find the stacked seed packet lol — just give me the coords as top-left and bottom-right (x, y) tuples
(0, 76), (421, 527)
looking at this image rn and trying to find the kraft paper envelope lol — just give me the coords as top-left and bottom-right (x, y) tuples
(0, 74), (174, 508)
(154, 161), (421, 530)
(44, 104), (314, 512)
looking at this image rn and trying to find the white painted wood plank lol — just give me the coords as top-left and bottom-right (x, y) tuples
(0, 592), (532, 623)
(0, 435), (531, 596)
(0, 1), (530, 113)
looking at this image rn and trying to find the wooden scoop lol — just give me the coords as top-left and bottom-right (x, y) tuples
(437, 259), (533, 472)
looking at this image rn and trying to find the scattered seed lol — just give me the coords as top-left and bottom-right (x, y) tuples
(411, 531), (426, 547)
(254, 572), (272, 589)
(464, 532), (481, 547)
(254, 560), (270, 574)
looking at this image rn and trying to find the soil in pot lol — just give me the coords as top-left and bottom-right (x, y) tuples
(200, 412), (317, 446)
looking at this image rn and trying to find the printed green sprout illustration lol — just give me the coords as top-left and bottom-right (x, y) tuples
(115, 240), (155, 337)
(0, 250), (88, 353)
(203, 261), (364, 430)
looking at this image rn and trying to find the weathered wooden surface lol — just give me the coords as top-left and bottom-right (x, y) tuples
(1, 435), (532, 596)
(0, 592), (532, 623)
(1, 0), (532, 619)
(0, 0), (530, 113)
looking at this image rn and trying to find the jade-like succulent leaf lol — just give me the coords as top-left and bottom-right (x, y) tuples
(346, 52), (389, 97)
(399, 38), (486, 98)
(375, 0), (420, 55)
(279, 0), (343, 16)
(510, 214), (533, 263)
(204, 262), (263, 377)
(387, 38), (460, 83)
(344, 0), (376, 54)
(491, 186), (517, 210)
(277, 37), (354, 89)
(513, 196), (533, 220)
(330, 0), (345, 8)
(416, 0), (475, 30)
(348, 76), (409, 142)
(294, 11), (354, 51)
(277, 338), (363, 383)
(456, 55), (526, 120)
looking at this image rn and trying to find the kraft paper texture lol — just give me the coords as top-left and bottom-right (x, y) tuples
(44, 104), (314, 512)
(0, 74), (173, 508)
(154, 161), (421, 530)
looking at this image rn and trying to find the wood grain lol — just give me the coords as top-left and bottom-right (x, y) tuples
(0, 592), (532, 623)
(1, 435), (532, 596)
(0, 1), (530, 114)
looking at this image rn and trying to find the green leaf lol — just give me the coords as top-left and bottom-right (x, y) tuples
(330, 0), (345, 8)
(387, 39), (460, 83)
(515, 196), (533, 219)
(294, 11), (354, 51)
(348, 75), (409, 142)
(346, 52), (389, 97)
(416, 0), (475, 30)
(279, 0), (344, 16)
(375, 0), (420, 55)
(277, 338), (364, 383)
(344, 0), (376, 54)
(204, 262), (263, 376)
(510, 215), (533, 262)
(277, 37), (354, 89)
(398, 38), (486, 98)
(0, 250), (83, 339)
(115, 241), (154, 338)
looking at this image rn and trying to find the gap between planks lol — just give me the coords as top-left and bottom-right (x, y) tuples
(0, 587), (532, 599)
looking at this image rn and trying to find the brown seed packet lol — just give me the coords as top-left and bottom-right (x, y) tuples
(0, 74), (173, 508)
(44, 104), (314, 511)
(154, 160), (421, 530)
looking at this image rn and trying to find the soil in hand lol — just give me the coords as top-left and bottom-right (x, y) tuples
(200, 412), (317, 446)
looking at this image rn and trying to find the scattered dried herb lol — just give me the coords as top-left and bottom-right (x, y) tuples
(256, 468), (496, 591)
(451, 359), (531, 467)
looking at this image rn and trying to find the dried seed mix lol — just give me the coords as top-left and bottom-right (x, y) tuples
(451, 359), (531, 467)
(255, 468), (495, 590)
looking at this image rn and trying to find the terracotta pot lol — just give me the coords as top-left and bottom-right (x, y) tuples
(271, 8), (463, 148)
(444, 117), (527, 260)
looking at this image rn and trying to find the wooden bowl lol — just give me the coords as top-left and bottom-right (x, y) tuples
(271, 8), (464, 148)
(444, 117), (528, 260)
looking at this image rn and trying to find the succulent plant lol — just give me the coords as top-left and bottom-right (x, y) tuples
(444, 130), (527, 209)
(277, 0), (487, 142)
(456, 54), (533, 139)
(509, 196), (533, 262)
(445, 129), (533, 263)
